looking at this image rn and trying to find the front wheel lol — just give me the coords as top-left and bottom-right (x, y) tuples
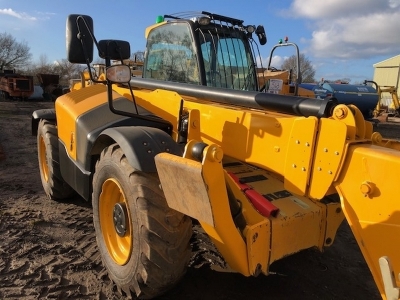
(37, 119), (75, 200)
(92, 144), (192, 299)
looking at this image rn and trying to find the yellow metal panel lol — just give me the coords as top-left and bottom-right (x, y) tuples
(187, 109), (201, 141)
(132, 89), (182, 135)
(269, 196), (324, 263)
(113, 85), (317, 192)
(224, 160), (327, 267)
(245, 221), (270, 276)
(308, 118), (347, 199)
(336, 144), (400, 299)
(324, 203), (345, 247)
(55, 84), (108, 160)
(283, 117), (317, 195)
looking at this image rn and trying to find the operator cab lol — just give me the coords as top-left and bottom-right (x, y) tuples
(143, 11), (266, 91)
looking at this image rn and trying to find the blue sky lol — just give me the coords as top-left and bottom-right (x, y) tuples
(0, 0), (399, 83)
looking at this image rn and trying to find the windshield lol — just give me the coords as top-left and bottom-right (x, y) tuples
(144, 23), (200, 84)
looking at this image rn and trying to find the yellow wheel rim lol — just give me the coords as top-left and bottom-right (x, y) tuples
(39, 135), (49, 182)
(99, 178), (132, 265)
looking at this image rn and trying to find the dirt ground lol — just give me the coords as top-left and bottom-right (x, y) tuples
(0, 100), (390, 300)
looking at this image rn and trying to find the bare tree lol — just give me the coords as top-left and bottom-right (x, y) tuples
(0, 32), (31, 71)
(25, 57), (83, 87)
(53, 59), (84, 86)
(281, 53), (316, 83)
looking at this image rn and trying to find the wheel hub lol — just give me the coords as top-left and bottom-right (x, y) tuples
(113, 202), (127, 237)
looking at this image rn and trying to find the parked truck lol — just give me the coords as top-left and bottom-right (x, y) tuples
(32, 12), (400, 299)
(0, 69), (34, 100)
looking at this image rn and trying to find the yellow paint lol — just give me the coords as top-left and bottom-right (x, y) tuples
(308, 118), (347, 199)
(113, 85), (318, 192)
(145, 21), (166, 38)
(56, 85), (109, 160)
(283, 117), (317, 195)
(99, 178), (132, 265)
(336, 144), (400, 299)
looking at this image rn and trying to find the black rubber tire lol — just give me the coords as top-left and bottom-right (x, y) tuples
(37, 119), (75, 200)
(92, 144), (192, 299)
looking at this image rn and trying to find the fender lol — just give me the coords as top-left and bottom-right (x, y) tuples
(93, 126), (183, 173)
(31, 109), (56, 136)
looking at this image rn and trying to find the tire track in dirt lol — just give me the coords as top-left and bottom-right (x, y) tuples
(0, 101), (121, 299)
(0, 192), (117, 299)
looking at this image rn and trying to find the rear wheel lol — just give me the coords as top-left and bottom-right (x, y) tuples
(37, 119), (75, 200)
(92, 144), (192, 299)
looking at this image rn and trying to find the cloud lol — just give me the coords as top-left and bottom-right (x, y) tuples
(286, 0), (400, 59)
(288, 0), (391, 19)
(0, 8), (37, 21)
(255, 55), (286, 68)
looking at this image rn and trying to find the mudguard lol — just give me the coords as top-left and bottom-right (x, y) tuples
(94, 126), (183, 173)
(31, 109), (56, 136)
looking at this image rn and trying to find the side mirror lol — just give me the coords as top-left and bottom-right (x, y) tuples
(256, 25), (267, 46)
(66, 14), (94, 64)
(98, 40), (131, 61)
(106, 65), (131, 83)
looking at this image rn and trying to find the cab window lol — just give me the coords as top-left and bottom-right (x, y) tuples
(144, 23), (200, 84)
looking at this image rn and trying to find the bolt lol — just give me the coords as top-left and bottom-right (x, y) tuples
(324, 148), (328, 152)
(301, 167), (306, 171)
(192, 119), (199, 128)
(305, 142), (310, 147)
(371, 132), (383, 144)
(334, 107), (347, 119)
(335, 151), (339, 155)
(211, 147), (223, 162)
(328, 170), (333, 175)
(274, 146), (280, 152)
(292, 164), (297, 168)
(296, 140), (300, 144)
(317, 167), (322, 171)
(360, 181), (374, 196)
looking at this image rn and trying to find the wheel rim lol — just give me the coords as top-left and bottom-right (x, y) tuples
(39, 135), (49, 182)
(99, 178), (132, 265)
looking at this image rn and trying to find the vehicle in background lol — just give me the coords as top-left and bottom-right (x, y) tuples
(0, 69), (34, 101)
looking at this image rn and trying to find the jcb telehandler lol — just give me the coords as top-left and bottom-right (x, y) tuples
(32, 12), (400, 299)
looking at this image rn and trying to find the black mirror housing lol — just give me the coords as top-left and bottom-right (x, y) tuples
(66, 14), (94, 64)
(256, 25), (267, 46)
(98, 40), (131, 61)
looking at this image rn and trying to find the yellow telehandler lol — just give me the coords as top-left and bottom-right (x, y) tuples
(32, 12), (400, 299)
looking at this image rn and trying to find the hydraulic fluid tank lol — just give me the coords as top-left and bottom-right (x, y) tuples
(313, 82), (378, 118)
(298, 83), (317, 91)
